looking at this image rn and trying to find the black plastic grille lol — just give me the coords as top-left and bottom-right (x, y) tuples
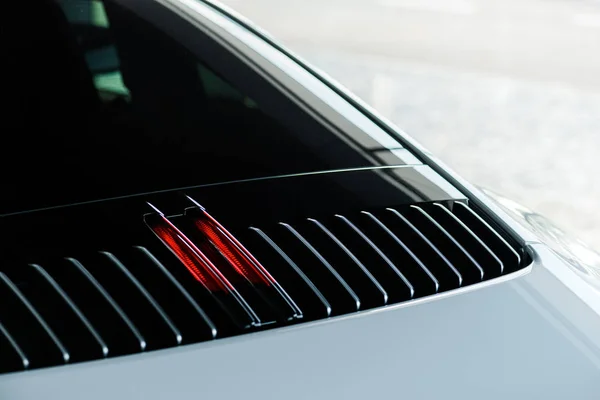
(0, 201), (528, 374)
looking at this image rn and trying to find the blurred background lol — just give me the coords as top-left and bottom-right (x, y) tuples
(221, 0), (600, 248)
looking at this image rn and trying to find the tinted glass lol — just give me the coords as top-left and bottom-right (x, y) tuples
(2, 0), (400, 214)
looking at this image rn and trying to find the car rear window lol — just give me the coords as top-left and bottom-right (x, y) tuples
(1, 0), (392, 214)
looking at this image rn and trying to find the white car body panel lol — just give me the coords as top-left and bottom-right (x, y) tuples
(2, 1), (600, 398)
(1, 244), (599, 399)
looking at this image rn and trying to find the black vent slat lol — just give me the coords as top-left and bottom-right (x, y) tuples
(1, 199), (529, 375)
(453, 202), (521, 270)
(100, 252), (182, 348)
(384, 208), (462, 291)
(180, 205), (303, 324)
(175, 229), (281, 328)
(331, 214), (415, 301)
(406, 206), (484, 285)
(141, 242), (258, 333)
(0, 321), (29, 373)
(178, 218), (283, 327)
(30, 264), (109, 357)
(19, 264), (109, 362)
(430, 203), (504, 277)
(198, 282), (263, 329)
(127, 246), (217, 341)
(0, 272), (69, 367)
(246, 227), (332, 318)
(277, 223), (360, 315)
(57, 258), (145, 355)
(67, 257), (146, 350)
(357, 211), (438, 297)
(306, 218), (388, 309)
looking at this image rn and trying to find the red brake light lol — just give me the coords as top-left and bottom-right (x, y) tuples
(190, 209), (273, 287)
(144, 206), (233, 293)
(184, 197), (302, 321)
(145, 199), (302, 323)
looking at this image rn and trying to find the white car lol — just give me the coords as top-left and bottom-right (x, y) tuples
(1, 0), (599, 398)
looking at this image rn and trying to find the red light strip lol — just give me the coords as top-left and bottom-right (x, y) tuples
(189, 208), (275, 287)
(145, 211), (233, 293)
(185, 202), (303, 321)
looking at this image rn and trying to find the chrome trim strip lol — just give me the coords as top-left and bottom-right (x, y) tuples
(2, 166), (423, 218)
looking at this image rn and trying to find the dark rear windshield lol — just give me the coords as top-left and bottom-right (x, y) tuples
(2, 0), (400, 214)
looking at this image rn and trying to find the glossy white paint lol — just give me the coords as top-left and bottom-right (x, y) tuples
(1, 243), (599, 399)
(3, 1), (599, 397)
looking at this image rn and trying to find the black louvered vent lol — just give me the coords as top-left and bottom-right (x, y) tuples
(0, 201), (528, 374)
